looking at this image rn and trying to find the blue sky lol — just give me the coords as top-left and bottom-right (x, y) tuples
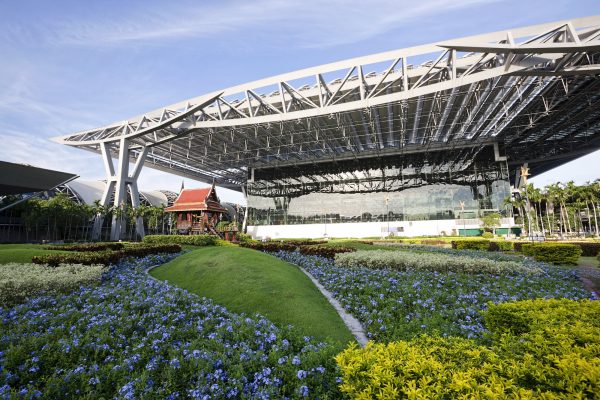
(1, 0), (598, 204)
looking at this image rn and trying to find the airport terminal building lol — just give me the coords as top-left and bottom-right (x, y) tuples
(54, 16), (600, 239)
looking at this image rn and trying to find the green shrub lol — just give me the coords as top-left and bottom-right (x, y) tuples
(488, 240), (513, 252)
(561, 242), (600, 257)
(45, 242), (125, 252)
(241, 242), (297, 252)
(521, 243), (582, 265)
(298, 245), (355, 259)
(481, 231), (493, 239)
(451, 239), (490, 251)
(512, 241), (525, 252)
(32, 244), (181, 267)
(143, 234), (218, 246)
(334, 249), (539, 275)
(0, 263), (105, 306)
(336, 299), (600, 399)
(236, 233), (253, 245)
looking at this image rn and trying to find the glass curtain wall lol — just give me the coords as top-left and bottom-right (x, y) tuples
(247, 147), (510, 226)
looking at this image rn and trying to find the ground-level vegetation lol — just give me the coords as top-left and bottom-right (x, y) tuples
(1, 233), (599, 398)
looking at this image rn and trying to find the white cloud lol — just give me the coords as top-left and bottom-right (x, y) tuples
(7, 0), (498, 49)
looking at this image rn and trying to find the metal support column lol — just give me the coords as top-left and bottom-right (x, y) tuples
(92, 142), (116, 240)
(241, 184), (248, 233)
(110, 137), (130, 241)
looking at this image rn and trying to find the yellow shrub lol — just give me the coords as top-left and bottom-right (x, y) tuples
(337, 299), (600, 399)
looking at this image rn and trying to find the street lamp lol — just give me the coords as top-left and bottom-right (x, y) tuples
(385, 195), (390, 237)
(459, 201), (465, 237)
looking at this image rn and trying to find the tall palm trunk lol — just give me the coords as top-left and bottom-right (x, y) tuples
(591, 201), (600, 237)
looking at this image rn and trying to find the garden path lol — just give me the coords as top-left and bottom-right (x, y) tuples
(295, 265), (369, 347)
(575, 262), (600, 297)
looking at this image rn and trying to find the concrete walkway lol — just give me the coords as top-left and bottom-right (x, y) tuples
(295, 264), (369, 347)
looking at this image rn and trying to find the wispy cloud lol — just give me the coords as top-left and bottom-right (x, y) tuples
(5, 0), (499, 49)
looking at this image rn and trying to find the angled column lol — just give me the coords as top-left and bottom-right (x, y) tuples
(92, 142), (116, 240)
(129, 146), (148, 240)
(241, 184), (248, 233)
(110, 137), (130, 241)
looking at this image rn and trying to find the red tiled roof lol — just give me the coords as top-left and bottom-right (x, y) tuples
(165, 187), (227, 213)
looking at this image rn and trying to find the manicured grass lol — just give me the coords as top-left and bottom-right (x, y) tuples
(150, 246), (355, 345)
(0, 244), (68, 264)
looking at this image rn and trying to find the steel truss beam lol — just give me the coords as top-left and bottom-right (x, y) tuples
(51, 16), (600, 239)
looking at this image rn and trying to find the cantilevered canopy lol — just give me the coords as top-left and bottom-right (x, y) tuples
(0, 161), (78, 196)
(53, 15), (600, 190)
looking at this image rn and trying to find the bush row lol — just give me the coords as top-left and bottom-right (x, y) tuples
(241, 241), (298, 252)
(45, 242), (125, 252)
(32, 244), (182, 267)
(336, 299), (600, 398)
(142, 234), (218, 246)
(0, 263), (105, 306)
(558, 241), (600, 257)
(451, 239), (513, 252)
(334, 249), (540, 275)
(298, 245), (355, 259)
(521, 243), (582, 265)
(512, 240), (599, 257)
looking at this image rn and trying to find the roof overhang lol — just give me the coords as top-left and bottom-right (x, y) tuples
(53, 15), (600, 190)
(0, 161), (78, 196)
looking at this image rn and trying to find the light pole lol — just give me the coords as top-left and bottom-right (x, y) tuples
(459, 201), (465, 237)
(385, 195), (390, 238)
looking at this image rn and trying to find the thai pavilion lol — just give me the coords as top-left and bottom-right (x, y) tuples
(165, 184), (228, 235)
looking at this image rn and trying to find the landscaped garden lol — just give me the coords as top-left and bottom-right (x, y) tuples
(1, 235), (599, 398)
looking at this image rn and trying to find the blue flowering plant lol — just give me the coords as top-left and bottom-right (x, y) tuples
(275, 251), (593, 342)
(1, 253), (341, 399)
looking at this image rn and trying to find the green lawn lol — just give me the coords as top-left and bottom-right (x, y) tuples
(0, 244), (68, 264)
(150, 246), (355, 345)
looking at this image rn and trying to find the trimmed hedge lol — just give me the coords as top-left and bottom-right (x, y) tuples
(32, 244), (182, 267)
(451, 239), (490, 251)
(488, 240), (513, 252)
(562, 241), (600, 257)
(521, 243), (582, 265)
(336, 299), (600, 399)
(419, 239), (447, 246)
(45, 242), (125, 252)
(298, 245), (355, 259)
(142, 234), (218, 246)
(241, 242), (297, 252)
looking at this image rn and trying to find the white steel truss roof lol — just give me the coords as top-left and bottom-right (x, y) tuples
(53, 15), (600, 191)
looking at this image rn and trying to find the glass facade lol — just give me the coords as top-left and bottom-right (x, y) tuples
(246, 147), (511, 226)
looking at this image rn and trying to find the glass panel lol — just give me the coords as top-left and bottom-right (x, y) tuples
(247, 146), (511, 226)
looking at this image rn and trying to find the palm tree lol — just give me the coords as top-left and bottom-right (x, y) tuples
(547, 183), (566, 238)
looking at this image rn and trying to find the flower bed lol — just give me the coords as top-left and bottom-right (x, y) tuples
(275, 251), (592, 342)
(373, 242), (523, 262)
(334, 249), (539, 275)
(0, 253), (340, 399)
(336, 299), (600, 398)
(0, 263), (105, 307)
